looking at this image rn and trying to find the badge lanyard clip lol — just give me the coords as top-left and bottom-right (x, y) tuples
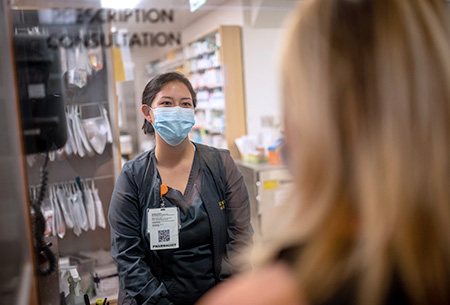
(147, 184), (179, 250)
(160, 184), (168, 208)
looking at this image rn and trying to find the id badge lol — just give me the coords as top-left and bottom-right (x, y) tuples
(147, 207), (179, 250)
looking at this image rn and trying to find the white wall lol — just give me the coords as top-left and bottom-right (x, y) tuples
(241, 0), (295, 136)
(241, 26), (284, 135)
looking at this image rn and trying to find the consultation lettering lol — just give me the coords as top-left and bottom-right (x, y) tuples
(47, 31), (181, 49)
(45, 8), (181, 49)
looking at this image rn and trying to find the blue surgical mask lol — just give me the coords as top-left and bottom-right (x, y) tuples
(150, 106), (195, 146)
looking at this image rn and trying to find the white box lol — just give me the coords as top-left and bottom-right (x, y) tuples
(93, 263), (119, 297)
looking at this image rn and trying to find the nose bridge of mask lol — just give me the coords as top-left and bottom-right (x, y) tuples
(153, 106), (194, 121)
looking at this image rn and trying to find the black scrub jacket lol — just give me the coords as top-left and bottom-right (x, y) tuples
(108, 143), (253, 305)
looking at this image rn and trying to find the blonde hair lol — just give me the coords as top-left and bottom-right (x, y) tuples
(272, 0), (450, 304)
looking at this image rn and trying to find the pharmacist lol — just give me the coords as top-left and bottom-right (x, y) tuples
(108, 72), (253, 305)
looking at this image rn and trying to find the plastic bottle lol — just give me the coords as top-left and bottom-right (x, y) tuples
(65, 268), (85, 305)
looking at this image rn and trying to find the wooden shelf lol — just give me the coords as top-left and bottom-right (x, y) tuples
(193, 126), (225, 134)
(187, 65), (221, 74)
(196, 106), (224, 111)
(217, 25), (247, 158)
(194, 84), (223, 90)
(185, 48), (219, 60)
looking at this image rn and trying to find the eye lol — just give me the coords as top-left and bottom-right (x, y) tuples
(182, 101), (193, 107)
(160, 100), (172, 106)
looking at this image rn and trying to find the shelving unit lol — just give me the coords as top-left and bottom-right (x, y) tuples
(11, 8), (121, 305)
(146, 25), (247, 159)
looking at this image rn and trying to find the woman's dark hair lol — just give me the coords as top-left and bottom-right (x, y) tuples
(141, 71), (197, 135)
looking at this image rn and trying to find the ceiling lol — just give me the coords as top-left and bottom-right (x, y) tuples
(108, 0), (299, 29)
(127, 0), (299, 30)
(11, 0), (300, 29)
(11, 0), (299, 9)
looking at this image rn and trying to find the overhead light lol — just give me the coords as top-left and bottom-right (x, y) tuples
(190, 0), (207, 12)
(101, 0), (140, 9)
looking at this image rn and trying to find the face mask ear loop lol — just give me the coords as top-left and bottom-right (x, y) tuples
(144, 105), (151, 120)
(146, 105), (155, 128)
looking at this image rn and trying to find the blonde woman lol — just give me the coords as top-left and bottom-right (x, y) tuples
(196, 0), (450, 305)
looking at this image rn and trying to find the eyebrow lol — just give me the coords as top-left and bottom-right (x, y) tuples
(159, 96), (192, 101)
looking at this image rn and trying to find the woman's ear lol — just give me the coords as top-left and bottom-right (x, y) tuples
(141, 104), (152, 122)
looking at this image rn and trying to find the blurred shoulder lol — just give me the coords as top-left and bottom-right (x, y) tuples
(196, 262), (303, 305)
